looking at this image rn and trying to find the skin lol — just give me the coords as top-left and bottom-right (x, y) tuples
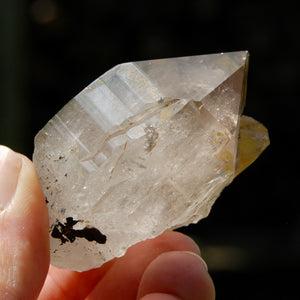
(0, 146), (215, 300)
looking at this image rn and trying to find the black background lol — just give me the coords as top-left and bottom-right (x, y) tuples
(0, 0), (299, 299)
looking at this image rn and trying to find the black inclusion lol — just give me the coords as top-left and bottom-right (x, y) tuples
(51, 223), (68, 244)
(51, 217), (107, 244)
(74, 227), (107, 244)
(65, 217), (79, 227)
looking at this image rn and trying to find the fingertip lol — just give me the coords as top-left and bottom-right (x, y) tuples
(137, 251), (215, 300)
(150, 231), (201, 256)
(0, 148), (49, 299)
(184, 251), (208, 271)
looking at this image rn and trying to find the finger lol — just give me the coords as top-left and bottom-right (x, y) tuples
(137, 251), (215, 300)
(0, 146), (49, 299)
(87, 231), (200, 300)
(38, 261), (115, 300)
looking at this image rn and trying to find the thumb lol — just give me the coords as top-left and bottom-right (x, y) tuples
(0, 146), (49, 300)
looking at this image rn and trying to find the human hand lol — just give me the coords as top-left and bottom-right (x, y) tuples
(0, 146), (215, 300)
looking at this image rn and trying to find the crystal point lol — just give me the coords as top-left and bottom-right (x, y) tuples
(33, 51), (269, 271)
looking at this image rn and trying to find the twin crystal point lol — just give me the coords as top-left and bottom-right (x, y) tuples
(33, 51), (269, 271)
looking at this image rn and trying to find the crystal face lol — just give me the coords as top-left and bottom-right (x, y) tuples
(33, 51), (269, 271)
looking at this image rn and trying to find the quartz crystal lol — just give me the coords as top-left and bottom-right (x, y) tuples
(33, 51), (269, 271)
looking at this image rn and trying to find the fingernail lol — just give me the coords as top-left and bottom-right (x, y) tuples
(140, 293), (182, 300)
(184, 251), (208, 271)
(0, 146), (22, 212)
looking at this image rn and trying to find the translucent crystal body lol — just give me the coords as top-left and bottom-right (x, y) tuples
(33, 51), (269, 271)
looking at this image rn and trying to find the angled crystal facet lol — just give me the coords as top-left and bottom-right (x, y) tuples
(33, 51), (269, 271)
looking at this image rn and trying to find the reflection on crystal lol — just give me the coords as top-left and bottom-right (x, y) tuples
(33, 51), (269, 271)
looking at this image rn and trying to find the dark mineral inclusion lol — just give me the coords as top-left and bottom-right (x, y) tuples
(51, 217), (107, 245)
